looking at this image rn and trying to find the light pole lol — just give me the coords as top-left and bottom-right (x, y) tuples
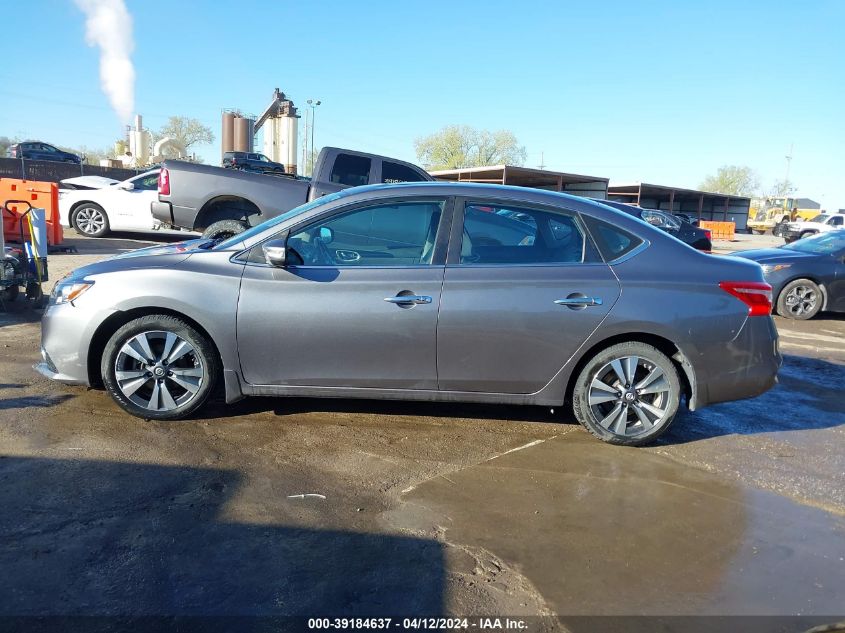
(306, 99), (321, 176)
(301, 106), (310, 176)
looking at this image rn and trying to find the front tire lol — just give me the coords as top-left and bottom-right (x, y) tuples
(201, 219), (247, 241)
(72, 203), (110, 237)
(101, 315), (220, 420)
(777, 279), (822, 320)
(572, 342), (681, 446)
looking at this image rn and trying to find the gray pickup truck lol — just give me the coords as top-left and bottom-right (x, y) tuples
(151, 147), (434, 240)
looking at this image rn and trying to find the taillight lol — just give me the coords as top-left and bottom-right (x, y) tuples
(719, 281), (772, 317)
(703, 229), (712, 241)
(158, 168), (170, 196)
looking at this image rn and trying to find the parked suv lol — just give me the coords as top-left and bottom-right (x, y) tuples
(9, 141), (82, 164)
(222, 151), (287, 175)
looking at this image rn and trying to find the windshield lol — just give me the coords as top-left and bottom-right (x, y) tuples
(783, 231), (845, 255)
(213, 190), (349, 250)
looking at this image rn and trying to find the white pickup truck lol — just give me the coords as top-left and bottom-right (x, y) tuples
(782, 213), (845, 242)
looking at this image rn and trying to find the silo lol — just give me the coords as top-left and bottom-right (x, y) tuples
(221, 111), (235, 159)
(246, 117), (255, 152)
(234, 116), (250, 153)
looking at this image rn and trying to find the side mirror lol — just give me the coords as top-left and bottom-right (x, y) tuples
(120, 182), (135, 191)
(318, 226), (334, 244)
(262, 239), (288, 267)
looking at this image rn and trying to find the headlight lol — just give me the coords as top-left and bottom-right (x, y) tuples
(50, 279), (94, 305)
(761, 263), (791, 274)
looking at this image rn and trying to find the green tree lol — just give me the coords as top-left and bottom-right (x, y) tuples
(156, 116), (214, 152)
(414, 125), (527, 170)
(699, 165), (760, 197)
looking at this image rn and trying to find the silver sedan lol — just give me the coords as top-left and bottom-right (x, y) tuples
(36, 183), (781, 446)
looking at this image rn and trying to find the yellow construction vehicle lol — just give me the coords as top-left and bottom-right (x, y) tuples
(747, 197), (820, 235)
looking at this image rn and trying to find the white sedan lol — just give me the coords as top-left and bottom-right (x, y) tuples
(59, 170), (165, 238)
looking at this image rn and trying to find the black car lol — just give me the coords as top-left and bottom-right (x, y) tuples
(9, 141), (81, 164)
(734, 230), (845, 319)
(599, 200), (712, 251)
(222, 151), (287, 175)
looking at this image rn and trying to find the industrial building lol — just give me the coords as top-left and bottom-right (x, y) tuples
(607, 182), (751, 230)
(429, 165), (608, 199)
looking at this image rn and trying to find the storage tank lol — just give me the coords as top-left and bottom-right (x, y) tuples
(234, 116), (250, 152)
(221, 111), (235, 159)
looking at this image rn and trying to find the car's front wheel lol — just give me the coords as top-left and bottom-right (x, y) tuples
(72, 203), (110, 237)
(101, 315), (220, 420)
(572, 342), (681, 446)
(777, 279), (822, 320)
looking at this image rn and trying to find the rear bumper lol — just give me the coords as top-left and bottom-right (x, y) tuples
(151, 201), (173, 225)
(696, 316), (781, 407)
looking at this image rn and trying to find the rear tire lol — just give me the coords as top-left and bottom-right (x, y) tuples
(572, 342), (681, 446)
(101, 315), (220, 420)
(201, 219), (247, 241)
(776, 279), (822, 320)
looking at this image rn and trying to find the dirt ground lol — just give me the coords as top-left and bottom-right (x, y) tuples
(0, 230), (843, 626)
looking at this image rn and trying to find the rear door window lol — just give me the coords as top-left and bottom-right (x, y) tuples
(459, 203), (586, 264)
(330, 154), (371, 187)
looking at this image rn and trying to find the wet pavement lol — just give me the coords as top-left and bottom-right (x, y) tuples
(0, 229), (843, 622)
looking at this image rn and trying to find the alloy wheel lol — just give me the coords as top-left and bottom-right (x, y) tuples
(587, 355), (671, 437)
(114, 330), (204, 412)
(76, 207), (106, 235)
(784, 285), (817, 317)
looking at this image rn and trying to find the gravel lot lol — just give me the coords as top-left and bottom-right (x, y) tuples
(1, 229), (843, 622)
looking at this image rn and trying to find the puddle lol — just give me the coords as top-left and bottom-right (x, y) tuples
(396, 433), (845, 615)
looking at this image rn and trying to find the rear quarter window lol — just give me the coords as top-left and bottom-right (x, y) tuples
(582, 216), (644, 262)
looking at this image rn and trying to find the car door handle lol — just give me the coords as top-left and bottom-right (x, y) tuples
(384, 295), (432, 305)
(555, 296), (603, 307)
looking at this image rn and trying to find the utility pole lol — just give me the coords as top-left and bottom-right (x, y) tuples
(784, 143), (793, 187)
(306, 99), (321, 176)
(538, 151), (546, 170)
(301, 107), (310, 176)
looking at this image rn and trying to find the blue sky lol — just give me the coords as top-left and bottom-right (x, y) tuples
(3, 0), (843, 209)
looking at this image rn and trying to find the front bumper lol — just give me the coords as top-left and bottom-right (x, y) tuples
(35, 302), (114, 387)
(34, 361), (85, 385)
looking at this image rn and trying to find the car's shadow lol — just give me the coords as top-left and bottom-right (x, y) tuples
(660, 354), (845, 444)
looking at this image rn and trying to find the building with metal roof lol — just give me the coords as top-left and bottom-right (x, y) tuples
(608, 182), (752, 230)
(430, 165), (608, 200)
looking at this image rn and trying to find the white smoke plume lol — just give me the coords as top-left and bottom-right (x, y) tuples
(75, 0), (135, 123)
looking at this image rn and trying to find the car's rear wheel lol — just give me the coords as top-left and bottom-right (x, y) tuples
(72, 203), (110, 237)
(201, 219), (247, 241)
(777, 279), (822, 320)
(101, 315), (220, 420)
(572, 342), (681, 446)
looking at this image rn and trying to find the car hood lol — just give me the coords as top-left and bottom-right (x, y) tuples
(59, 175), (120, 189)
(68, 239), (212, 278)
(731, 248), (816, 264)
